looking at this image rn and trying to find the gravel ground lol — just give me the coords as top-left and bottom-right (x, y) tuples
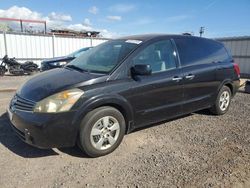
(0, 76), (250, 188)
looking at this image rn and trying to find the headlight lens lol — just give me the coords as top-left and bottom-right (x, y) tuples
(51, 61), (67, 66)
(34, 88), (84, 113)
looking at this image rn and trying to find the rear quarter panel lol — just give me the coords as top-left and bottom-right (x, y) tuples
(215, 61), (240, 96)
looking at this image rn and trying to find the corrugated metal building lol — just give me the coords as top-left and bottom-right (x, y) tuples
(217, 36), (250, 78)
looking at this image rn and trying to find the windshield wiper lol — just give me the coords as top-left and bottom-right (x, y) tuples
(66, 64), (107, 74)
(65, 64), (87, 72)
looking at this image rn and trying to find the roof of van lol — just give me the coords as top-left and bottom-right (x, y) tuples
(116, 34), (211, 42)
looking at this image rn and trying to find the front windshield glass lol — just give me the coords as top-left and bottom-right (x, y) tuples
(67, 40), (139, 74)
(68, 48), (90, 58)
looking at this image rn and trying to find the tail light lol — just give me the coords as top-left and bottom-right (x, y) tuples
(233, 63), (240, 77)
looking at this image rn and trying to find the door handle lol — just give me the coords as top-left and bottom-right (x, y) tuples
(172, 76), (182, 82)
(185, 74), (195, 80)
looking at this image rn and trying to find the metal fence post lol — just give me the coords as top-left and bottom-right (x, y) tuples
(3, 32), (8, 55)
(52, 34), (55, 58)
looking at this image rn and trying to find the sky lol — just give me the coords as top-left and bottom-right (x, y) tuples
(0, 0), (250, 38)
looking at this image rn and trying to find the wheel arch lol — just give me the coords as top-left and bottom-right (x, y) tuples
(73, 95), (134, 134)
(224, 83), (233, 94)
(217, 79), (234, 94)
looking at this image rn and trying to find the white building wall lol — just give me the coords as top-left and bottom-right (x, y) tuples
(53, 36), (92, 57)
(0, 33), (6, 58)
(0, 32), (108, 66)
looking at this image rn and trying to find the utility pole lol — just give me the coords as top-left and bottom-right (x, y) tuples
(44, 21), (47, 34)
(199, 27), (205, 37)
(87, 32), (92, 47)
(20, 20), (23, 32)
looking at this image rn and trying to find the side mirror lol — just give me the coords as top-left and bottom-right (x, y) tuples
(131, 64), (152, 76)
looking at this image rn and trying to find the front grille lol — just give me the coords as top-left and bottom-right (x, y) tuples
(10, 95), (36, 112)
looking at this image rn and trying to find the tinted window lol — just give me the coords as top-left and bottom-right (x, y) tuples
(174, 37), (229, 67)
(132, 40), (176, 73)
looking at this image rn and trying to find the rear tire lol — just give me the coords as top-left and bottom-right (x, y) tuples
(78, 106), (126, 157)
(210, 86), (231, 115)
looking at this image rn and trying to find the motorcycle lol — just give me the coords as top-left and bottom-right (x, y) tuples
(0, 55), (39, 76)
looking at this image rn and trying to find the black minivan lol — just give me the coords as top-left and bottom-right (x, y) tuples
(8, 34), (240, 157)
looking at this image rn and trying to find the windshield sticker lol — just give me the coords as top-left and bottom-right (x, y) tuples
(125, 40), (142, 44)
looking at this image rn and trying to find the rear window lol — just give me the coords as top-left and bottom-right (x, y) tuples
(174, 37), (229, 67)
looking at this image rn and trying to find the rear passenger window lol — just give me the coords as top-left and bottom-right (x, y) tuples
(174, 37), (229, 67)
(132, 40), (177, 73)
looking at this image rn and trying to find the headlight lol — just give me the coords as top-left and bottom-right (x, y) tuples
(51, 61), (67, 66)
(59, 61), (67, 66)
(34, 88), (84, 113)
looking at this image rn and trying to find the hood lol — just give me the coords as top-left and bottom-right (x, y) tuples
(42, 56), (74, 63)
(18, 68), (106, 101)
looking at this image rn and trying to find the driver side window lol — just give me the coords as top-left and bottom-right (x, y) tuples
(132, 40), (177, 73)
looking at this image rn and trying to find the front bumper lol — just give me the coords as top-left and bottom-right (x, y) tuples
(7, 108), (79, 149)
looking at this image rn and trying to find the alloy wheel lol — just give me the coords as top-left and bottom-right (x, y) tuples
(90, 116), (120, 150)
(219, 91), (230, 111)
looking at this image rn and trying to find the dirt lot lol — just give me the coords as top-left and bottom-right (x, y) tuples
(0, 75), (30, 91)
(0, 75), (250, 188)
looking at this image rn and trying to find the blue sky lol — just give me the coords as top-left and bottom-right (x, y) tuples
(0, 0), (250, 38)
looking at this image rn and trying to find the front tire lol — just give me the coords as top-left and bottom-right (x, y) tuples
(210, 86), (232, 115)
(78, 106), (126, 157)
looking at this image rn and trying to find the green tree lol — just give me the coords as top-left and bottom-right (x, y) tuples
(0, 23), (13, 32)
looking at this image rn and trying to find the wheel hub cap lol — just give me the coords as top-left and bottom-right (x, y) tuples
(90, 116), (120, 150)
(219, 91), (230, 111)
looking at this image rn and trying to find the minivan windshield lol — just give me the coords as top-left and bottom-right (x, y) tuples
(68, 47), (91, 58)
(67, 40), (139, 74)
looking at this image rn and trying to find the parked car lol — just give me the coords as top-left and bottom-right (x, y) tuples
(40, 47), (92, 71)
(8, 34), (240, 157)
